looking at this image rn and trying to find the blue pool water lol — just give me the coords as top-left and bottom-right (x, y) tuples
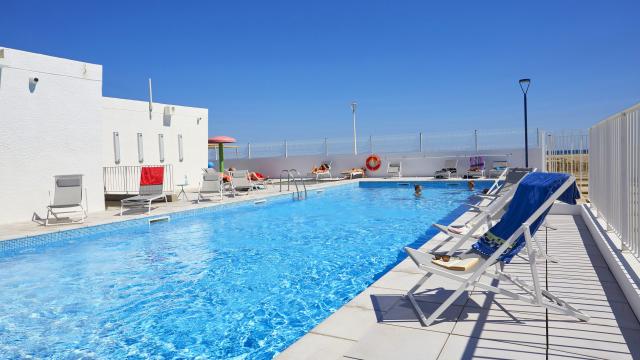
(0, 181), (490, 359)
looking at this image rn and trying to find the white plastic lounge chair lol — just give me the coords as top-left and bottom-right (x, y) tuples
(480, 167), (535, 199)
(488, 160), (509, 179)
(436, 168), (536, 240)
(434, 159), (458, 179)
(230, 170), (253, 196)
(121, 167), (167, 215)
(404, 173), (589, 326)
(197, 171), (224, 203)
(465, 156), (485, 178)
(387, 162), (402, 178)
(311, 161), (332, 180)
(45, 174), (87, 226)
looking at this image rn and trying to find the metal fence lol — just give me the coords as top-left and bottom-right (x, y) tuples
(543, 130), (590, 196)
(590, 102), (640, 259)
(103, 164), (174, 194)
(213, 129), (540, 160)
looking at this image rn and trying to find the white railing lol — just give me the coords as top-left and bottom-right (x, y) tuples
(590, 102), (640, 259)
(542, 130), (589, 196)
(103, 164), (174, 194)
(214, 128), (540, 160)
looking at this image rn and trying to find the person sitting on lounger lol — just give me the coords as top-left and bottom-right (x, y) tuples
(312, 163), (330, 174)
(222, 167), (236, 183)
(249, 172), (266, 181)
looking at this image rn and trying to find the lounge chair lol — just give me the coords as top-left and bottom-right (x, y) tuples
(229, 170), (254, 196)
(480, 167), (535, 199)
(465, 156), (485, 178)
(120, 166), (168, 215)
(197, 170), (224, 203)
(250, 171), (269, 189)
(434, 159), (458, 179)
(311, 161), (332, 180)
(488, 160), (509, 179)
(434, 168), (536, 247)
(45, 174), (87, 226)
(404, 172), (589, 326)
(387, 162), (402, 178)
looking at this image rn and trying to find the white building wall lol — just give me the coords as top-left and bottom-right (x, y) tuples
(102, 97), (208, 191)
(0, 46), (209, 225)
(0, 47), (105, 225)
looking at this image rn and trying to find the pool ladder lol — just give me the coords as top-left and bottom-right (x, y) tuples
(279, 169), (307, 200)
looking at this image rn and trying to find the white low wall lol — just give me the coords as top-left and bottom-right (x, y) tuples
(581, 205), (640, 321)
(0, 47), (105, 225)
(102, 97), (208, 191)
(226, 147), (543, 178)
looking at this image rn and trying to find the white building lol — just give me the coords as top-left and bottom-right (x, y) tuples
(0, 47), (208, 225)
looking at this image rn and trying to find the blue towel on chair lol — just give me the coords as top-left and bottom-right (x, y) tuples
(471, 172), (580, 263)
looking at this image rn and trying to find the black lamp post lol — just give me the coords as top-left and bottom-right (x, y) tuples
(519, 78), (531, 167)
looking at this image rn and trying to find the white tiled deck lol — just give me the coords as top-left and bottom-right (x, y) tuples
(278, 213), (640, 360)
(0, 179), (355, 242)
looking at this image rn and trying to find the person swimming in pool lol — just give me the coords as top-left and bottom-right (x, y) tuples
(414, 184), (422, 197)
(467, 180), (475, 191)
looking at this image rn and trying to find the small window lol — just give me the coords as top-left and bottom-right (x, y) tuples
(158, 134), (165, 163)
(113, 132), (120, 164)
(137, 133), (144, 163)
(178, 134), (184, 162)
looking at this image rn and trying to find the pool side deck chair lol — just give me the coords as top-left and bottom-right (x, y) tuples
(311, 161), (333, 180)
(120, 166), (167, 215)
(45, 174), (87, 226)
(465, 156), (485, 179)
(478, 168), (538, 199)
(197, 170), (224, 203)
(488, 160), (509, 179)
(404, 172), (589, 326)
(387, 162), (402, 177)
(229, 170), (254, 196)
(434, 159), (458, 179)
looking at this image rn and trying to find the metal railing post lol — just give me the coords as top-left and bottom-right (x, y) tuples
(284, 140), (288, 158)
(324, 137), (328, 156)
(248, 143), (251, 159)
(419, 132), (423, 152)
(369, 135), (373, 154)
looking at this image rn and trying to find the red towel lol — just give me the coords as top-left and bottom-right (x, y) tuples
(141, 167), (164, 185)
(251, 172), (265, 181)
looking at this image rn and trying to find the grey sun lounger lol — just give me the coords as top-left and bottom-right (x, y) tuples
(197, 170), (224, 202)
(45, 174), (87, 226)
(229, 170), (254, 196)
(120, 167), (167, 215)
(434, 159), (458, 179)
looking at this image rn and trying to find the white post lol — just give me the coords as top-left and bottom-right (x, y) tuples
(419, 132), (423, 152)
(351, 102), (358, 155)
(248, 143), (251, 159)
(284, 140), (288, 158)
(148, 78), (153, 120)
(324, 137), (328, 156)
(369, 135), (373, 154)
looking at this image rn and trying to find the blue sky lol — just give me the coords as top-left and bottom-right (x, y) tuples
(2, 1), (639, 143)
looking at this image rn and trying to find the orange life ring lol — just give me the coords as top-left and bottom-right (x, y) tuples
(365, 155), (381, 171)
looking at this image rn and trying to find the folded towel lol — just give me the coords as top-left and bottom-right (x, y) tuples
(431, 257), (479, 271)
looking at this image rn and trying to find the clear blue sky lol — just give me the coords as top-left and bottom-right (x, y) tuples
(2, 1), (639, 143)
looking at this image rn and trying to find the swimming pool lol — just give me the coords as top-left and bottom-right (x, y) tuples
(0, 181), (491, 359)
